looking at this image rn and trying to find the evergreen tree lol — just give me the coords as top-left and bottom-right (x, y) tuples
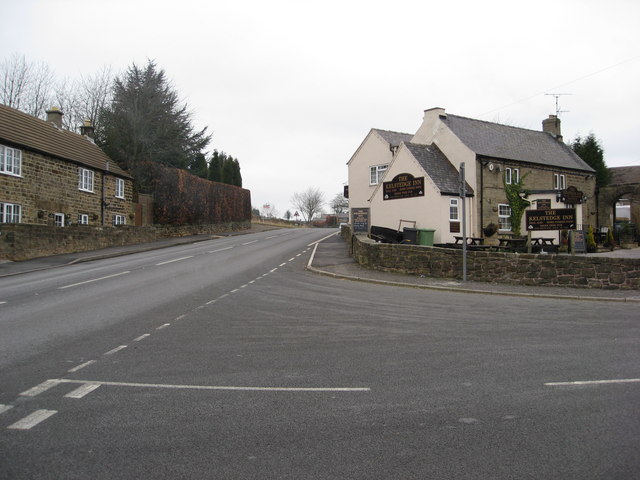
(222, 154), (235, 185)
(571, 133), (611, 190)
(208, 150), (222, 182)
(98, 60), (211, 191)
(231, 157), (242, 187)
(188, 152), (208, 179)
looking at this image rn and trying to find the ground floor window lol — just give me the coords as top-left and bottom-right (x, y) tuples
(449, 198), (459, 221)
(78, 214), (89, 225)
(113, 214), (126, 225)
(0, 202), (21, 223)
(54, 213), (65, 227)
(498, 204), (511, 231)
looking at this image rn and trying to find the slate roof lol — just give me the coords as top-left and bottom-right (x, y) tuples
(0, 103), (131, 178)
(441, 114), (594, 172)
(404, 143), (473, 196)
(610, 166), (640, 185)
(374, 129), (413, 147)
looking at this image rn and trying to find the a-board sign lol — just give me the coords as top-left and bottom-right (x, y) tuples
(526, 208), (576, 231)
(351, 207), (370, 233)
(571, 230), (586, 253)
(383, 173), (424, 200)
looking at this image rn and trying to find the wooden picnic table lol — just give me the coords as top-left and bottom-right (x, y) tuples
(454, 236), (484, 246)
(531, 237), (555, 246)
(498, 237), (527, 251)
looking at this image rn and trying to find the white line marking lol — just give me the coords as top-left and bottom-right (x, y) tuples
(240, 284), (248, 289)
(545, 378), (640, 386)
(230, 288), (239, 293)
(53, 378), (371, 392)
(307, 231), (339, 246)
(307, 243), (319, 269)
(296, 254), (302, 257)
(20, 379), (61, 397)
(270, 268), (277, 273)
(279, 263), (287, 267)
(289, 258), (295, 261)
(0, 301), (6, 305)
(206, 299), (217, 305)
(175, 314), (186, 321)
(156, 256), (193, 266)
(68, 360), (96, 373)
(219, 293), (229, 299)
(8, 410), (57, 430)
(249, 280), (255, 284)
(265, 235), (277, 239)
(65, 383), (101, 398)
(0, 404), (14, 415)
(59, 271), (130, 290)
(133, 334), (150, 342)
(156, 323), (170, 330)
(242, 240), (258, 245)
(207, 246), (234, 253)
(104, 345), (127, 355)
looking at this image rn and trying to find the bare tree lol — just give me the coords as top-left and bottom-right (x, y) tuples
(55, 66), (113, 131)
(291, 187), (325, 223)
(0, 54), (53, 118)
(330, 192), (348, 215)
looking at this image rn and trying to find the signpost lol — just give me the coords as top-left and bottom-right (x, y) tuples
(459, 163), (467, 282)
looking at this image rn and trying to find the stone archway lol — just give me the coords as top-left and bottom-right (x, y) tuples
(597, 166), (640, 230)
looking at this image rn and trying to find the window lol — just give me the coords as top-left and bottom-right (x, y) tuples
(54, 213), (65, 227)
(449, 198), (459, 221)
(505, 167), (519, 185)
(370, 164), (388, 185)
(78, 168), (94, 192)
(498, 204), (511, 231)
(113, 214), (126, 225)
(115, 178), (125, 198)
(0, 145), (22, 176)
(78, 214), (89, 225)
(0, 202), (21, 223)
(554, 173), (566, 190)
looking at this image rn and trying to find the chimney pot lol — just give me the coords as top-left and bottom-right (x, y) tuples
(46, 107), (63, 129)
(80, 119), (95, 140)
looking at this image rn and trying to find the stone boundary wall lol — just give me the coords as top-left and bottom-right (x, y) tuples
(341, 226), (640, 290)
(0, 221), (250, 261)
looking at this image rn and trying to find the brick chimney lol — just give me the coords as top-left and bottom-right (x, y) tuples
(46, 107), (63, 129)
(80, 119), (95, 141)
(542, 114), (562, 141)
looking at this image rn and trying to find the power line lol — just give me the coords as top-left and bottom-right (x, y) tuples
(477, 55), (640, 118)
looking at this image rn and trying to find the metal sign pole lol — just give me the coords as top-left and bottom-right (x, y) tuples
(460, 163), (467, 282)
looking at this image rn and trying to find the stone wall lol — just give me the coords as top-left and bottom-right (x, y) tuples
(342, 226), (640, 290)
(0, 221), (250, 261)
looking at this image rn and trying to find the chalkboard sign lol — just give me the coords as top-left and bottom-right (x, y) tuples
(571, 230), (586, 253)
(351, 208), (370, 233)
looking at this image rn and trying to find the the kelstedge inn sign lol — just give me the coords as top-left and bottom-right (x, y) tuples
(383, 173), (425, 200)
(526, 208), (577, 231)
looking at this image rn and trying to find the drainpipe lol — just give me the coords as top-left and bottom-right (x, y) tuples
(101, 162), (109, 226)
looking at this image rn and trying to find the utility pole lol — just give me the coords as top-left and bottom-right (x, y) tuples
(459, 163), (467, 282)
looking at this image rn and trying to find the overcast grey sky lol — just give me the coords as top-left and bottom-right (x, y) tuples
(2, 0), (639, 217)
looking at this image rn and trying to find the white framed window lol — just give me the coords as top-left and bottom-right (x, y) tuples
(78, 214), (89, 225)
(0, 202), (21, 223)
(449, 198), (459, 221)
(115, 178), (125, 198)
(498, 204), (512, 231)
(369, 164), (388, 185)
(0, 144), (22, 176)
(78, 168), (94, 192)
(113, 214), (126, 225)
(505, 167), (519, 185)
(54, 212), (65, 227)
(554, 173), (566, 190)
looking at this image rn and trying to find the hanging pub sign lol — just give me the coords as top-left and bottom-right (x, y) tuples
(383, 173), (425, 200)
(536, 198), (551, 210)
(560, 186), (584, 205)
(526, 208), (576, 231)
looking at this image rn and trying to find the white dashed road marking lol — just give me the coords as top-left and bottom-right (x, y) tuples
(0, 404), (13, 415)
(68, 360), (96, 373)
(156, 256), (193, 266)
(59, 271), (130, 290)
(65, 383), (101, 399)
(104, 345), (127, 356)
(133, 334), (151, 342)
(242, 240), (258, 245)
(156, 323), (171, 330)
(545, 378), (640, 386)
(7, 410), (57, 430)
(20, 379), (61, 397)
(207, 246), (234, 253)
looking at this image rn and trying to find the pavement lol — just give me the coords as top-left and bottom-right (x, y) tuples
(2, 226), (640, 303)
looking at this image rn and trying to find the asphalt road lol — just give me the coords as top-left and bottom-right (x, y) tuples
(0, 228), (638, 479)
